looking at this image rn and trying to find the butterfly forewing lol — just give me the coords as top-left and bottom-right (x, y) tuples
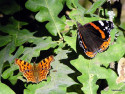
(37, 55), (54, 82)
(15, 59), (32, 72)
(15, 59), (36, 83)
(77, 22), (103, 56)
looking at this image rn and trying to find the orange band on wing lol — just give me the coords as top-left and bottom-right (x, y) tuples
(99, 37), (111, 52)
(89, 22), (105, 39)
(85, 51), (97, 58)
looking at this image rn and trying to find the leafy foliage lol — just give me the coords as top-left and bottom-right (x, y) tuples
(0, 82), (15, 94)
(0, 0), (125, 94)
(25, 0), (65, 37)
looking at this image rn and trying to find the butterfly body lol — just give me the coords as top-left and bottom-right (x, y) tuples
(31, 63), (39, 83)
(15, 55), (54, 83)
(77, 20), (114, 58)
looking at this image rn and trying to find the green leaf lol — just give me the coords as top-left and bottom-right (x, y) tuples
(8, 74), (19, 85)
(101, 74), (125, 94)
(0, 36), (11, 47)
(66, 0), (85, 14)
(67, 1), (86, 21)
(71, 55), (122, 93)
(0, 26), (35, 46)
(2, 65), (16, 79)
(0, 82), (15, 94)
(25, 0), (65, 37)
(0, 17), (28, 31)
(0, 18), (29, 47)
(1, 46), (24, 83)
(66, 0), (74, 9)
(8, 46), (24, 64)
(86, 0), (106, 14)
(63, 30), (77, 52)
(119, 21), (125, 30)
(0, 24), (18, 34)
(0, 0), (21, 15)
(21, 37), (57, 62)
(15, 29), (35, 46)
(0, 41), (15, 80)
(71, 55), (98, 94)
(24, 78), (51, 94)
(4, 67), (21, 85)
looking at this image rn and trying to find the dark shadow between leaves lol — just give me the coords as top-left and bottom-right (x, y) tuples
(96, 79), (108, 94)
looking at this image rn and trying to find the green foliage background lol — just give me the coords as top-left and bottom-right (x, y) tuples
(0, 0), (125, 94)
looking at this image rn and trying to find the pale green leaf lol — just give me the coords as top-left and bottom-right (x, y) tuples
(0, 82), (15, 94)
(0, 42), (15, 80)
(25, 0), (65, 36)
(71, 55), (122, 93)
(71, 55), (98, 94)
(86, 0), (106, 14)
(0, 36), (11, 47)
(63, 30), (77, 52)
(21, 37), (57, 62)
(24, 78), (51, 94)
(1, 46), (24, 83)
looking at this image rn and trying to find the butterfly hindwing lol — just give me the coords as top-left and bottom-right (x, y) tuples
(23, 70), (36, 83)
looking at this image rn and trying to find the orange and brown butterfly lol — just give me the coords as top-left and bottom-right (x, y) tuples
(15, 55), (54, 83)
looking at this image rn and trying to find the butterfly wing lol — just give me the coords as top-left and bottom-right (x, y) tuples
(77, 22), (101, 58)
(37, 55), (54, 82)
(77, 21), (114, 58)
(15, 59), (36, 83)
(91, 21), (114, 53)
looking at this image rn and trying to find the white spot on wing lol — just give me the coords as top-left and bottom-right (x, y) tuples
(99, 21), (104, 26)
(105, 26), (108, 30)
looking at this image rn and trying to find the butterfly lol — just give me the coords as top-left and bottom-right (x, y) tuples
(77, 20), (114, 58)
(15, 55), (54, 83)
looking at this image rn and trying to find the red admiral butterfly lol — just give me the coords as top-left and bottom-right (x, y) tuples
(77, 20), (114, 58)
